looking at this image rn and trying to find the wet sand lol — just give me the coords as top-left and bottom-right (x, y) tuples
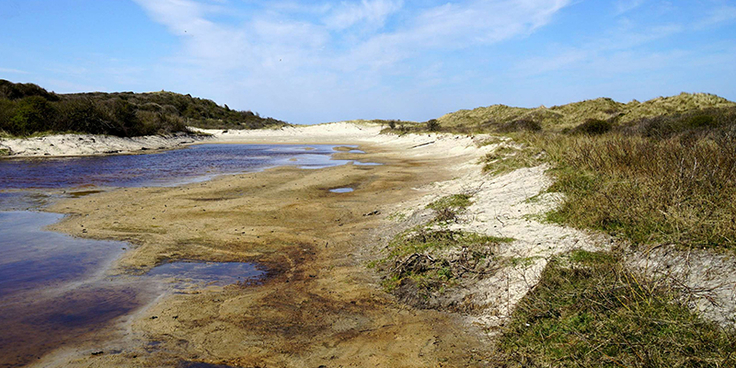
(32, 140), (494, 367)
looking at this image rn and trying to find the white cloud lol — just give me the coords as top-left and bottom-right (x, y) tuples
(323, 0), (403, 30)
(614, 0), (645, 15)
(695, 5), (736, 29)
(0, 67), (29, 74)
(134, 0), (571, 71)
(132, 0), (572, 122)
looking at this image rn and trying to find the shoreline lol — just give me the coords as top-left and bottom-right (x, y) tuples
(4, 123), (603, 367)
(33, 131), (496, 367)
(0, 132), (209, 158)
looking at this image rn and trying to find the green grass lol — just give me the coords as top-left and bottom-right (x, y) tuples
(494, 250), (736, 367)
(543, 133), (736, 250)
(426, 193), (474, 223)
(426, 194), (473, 211)
(482, 140), (546, 176)
(376, 228), (513, 294)
(477, 125), (736, 251)
(436, 93), (736, 133)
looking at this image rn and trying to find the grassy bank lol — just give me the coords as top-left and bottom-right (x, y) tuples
(493, 250), (736, 367)
(0, 79), (287, 137)
(373, 93), (736, 366)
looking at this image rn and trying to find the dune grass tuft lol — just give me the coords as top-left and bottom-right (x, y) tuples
(494, 250), (736, 367)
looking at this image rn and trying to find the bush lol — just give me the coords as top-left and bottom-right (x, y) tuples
(426, 119), (440, 132)
(0, 79), (286, 137)
(8, 96), (56, 135)
(573, 118), (613, 135)
(495, 118), (543, 133)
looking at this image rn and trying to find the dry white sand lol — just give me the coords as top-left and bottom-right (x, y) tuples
(0, 133), (205, 157)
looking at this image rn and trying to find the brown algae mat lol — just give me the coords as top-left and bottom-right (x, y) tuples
(38, 144), (492, 367)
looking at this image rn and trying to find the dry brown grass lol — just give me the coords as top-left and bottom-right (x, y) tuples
(544, 133), (736, 249)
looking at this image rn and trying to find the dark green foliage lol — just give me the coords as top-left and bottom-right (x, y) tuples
(495, 117), (543, 133)
(8, 96), (56, 135)
(0, 79), (59, 101)
(495, 251), (736, 367)
(388, 120), (397, 129)
(572, 118), (613, 135)
(0, 79), (287, 137)
(633, 107), (736, 139)
(426, 119), (440, 132)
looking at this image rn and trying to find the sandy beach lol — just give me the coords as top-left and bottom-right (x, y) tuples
(0, 132), (206, 157)
(5, 123), (602, 367)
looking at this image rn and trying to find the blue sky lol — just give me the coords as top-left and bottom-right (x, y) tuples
(1, 0), (735, 124)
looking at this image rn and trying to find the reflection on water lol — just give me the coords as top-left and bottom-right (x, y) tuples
(0, 143), (381, 365)
(0, 144), (379, 189)
(0, 211), (134, 366)
(0, 211), (126, 298)
(147, 261), (265, 287)
(0, 211), (264, 367)
(329, 187), (355, 193)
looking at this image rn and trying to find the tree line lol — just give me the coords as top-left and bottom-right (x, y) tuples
(0, 80), (287, 137)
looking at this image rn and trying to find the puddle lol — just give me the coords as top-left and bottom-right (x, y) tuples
(329, 187), (354, 193)
(0, 211), (267, 367)
(146, 261), (265, 287)
(0, 211), (127, 298)
(179, 361), (238, 368)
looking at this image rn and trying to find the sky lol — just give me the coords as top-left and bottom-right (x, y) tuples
(1, 0), (735, 124)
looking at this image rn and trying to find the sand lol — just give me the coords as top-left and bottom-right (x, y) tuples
(4, 122), (609, 367)
(0, 132), (205, 157)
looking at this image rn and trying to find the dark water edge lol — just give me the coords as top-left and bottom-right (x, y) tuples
(0, 143), (371, 366)
(0, 144), (375, 190)
(0, 211), (265, 367)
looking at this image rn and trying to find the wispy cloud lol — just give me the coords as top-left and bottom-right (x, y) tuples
(323, 0), (403, 30)
(131, 0), (572, 122)
(695, 5), (736, 29)
(614, 0), (645, 15)
(134, 0), (571, 72)
(0, 67), (29, 74)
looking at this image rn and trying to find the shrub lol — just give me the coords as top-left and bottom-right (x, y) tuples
(8, 96), (56, 135)
(426, 119), (440, 132)
(573, 118), (613, 135)
(0, 79), (286, 137)
(495, 118), (543, 133)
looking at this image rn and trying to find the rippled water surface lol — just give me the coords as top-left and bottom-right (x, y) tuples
(0, 144), (372, 366)
(0, 144), (371, 189)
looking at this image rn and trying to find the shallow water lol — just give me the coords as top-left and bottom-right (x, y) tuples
(0, 144), (376, 190)
(146, 260), (265, 287)
(0, 144), (377, 365)
(0, 212), (265, 367)
(0, 211), (137, 366)
(0, 211), (126, 298)
(329, 187), (355, 193)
